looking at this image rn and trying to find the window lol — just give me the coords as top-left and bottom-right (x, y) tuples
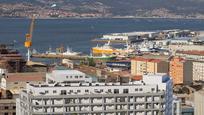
(13, 106), (16, 109)
(123, 89), (129, 93)
(135, 88), (138, 91)
(151, 88), (155, 91)
(14, 82), (18, 84)
(77, 90), (81, 92)
(61, 90), (67, 95)
(53, 90), (57, 93)
(4, 106), (9, 109)
(70, 76), (72, 78)
(114, 89), (119, 94)
(75, 76), (78, 78)
(4, 113), (8, 115)
(66, 76), (69, 78)
(139, 88), (143, 91)
(45, 90), (48, 93)
(108, 89), (111, 92)
(12, 113), (16, 115)
(85, 90), (89, 92)
(80, 76), (83, 78)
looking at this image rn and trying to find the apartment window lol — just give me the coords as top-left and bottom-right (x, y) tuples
(53, 90), (57, 93)
(139, 88), (143, 91)
(114, 89), (119, 94)
(70, 90), (73, 93)
(12, 113), (16, 115)
(4, 106), (9, 109)
(123, 89), (129, 93)
(85, 90), (89, 92)
(45, 90), (49, 93)
(108, 89), (111, 92)
(80, 76), (83, 78)
(13, 106), (16, 109)
(4, 113), (8, 115)
(75, 76), (78, 78)
(77, 90), (81, 93)
(151, 88), (155, 92)
(66, 76), (69, 78)
(70, 76), (72, 78)
(135, 88), (138, 91)
(61, 90), (67, 95)
(14, 82), (18, 84)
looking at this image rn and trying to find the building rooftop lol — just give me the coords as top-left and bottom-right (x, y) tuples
(132, 57), (161, 63)
(5, 72), (45, 82)
(51, 70), (85, 75)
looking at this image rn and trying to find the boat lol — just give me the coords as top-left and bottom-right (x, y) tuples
(62, 47), (81, 56)
(92, 41), (122, 55)
(45, 46), (80, 56)
(88, 54), (116, 61)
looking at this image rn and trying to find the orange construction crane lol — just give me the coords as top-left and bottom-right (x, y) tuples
(25, 16), (35, 61)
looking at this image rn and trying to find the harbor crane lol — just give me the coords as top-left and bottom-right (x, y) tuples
(24, 16), (35, 62)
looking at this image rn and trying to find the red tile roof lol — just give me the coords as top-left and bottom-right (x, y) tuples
(177, 50), (204, 56)
(131, 57), (161, 63)
(5, 72), (45, 82)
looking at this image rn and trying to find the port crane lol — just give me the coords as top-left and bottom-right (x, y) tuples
(24, 16), (35, 62)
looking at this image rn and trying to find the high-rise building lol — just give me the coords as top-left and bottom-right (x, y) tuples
(16, 73), (173, 115)
(169, 57), (192, 84)
(192, 61), (204, 81)
(131, 57), (169, 76)
(194, 89), (204, 115)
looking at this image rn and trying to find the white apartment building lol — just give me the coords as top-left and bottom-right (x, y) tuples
(16, 73), (173, 115)
(193, 61), (204, 81)
(46, 70), (92, 83)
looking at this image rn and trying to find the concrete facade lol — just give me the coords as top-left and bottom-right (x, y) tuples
(193, 61), (204, 81)
(46, 70), (92, 83)
(194, 90), (204, 115)
(17, 74), (173, 115)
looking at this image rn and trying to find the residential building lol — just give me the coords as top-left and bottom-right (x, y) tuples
(0, 99), (16, 115)
(17, 73), (173, 115)
(193, 61), (204, 81)
(194, 89), (204, 115)
(169, 57), (192, 84)
(1, 72), (45, 94)
(131, 57), (169, 76)
(0, 89), (16, 115)
(46, 70), (92, 83)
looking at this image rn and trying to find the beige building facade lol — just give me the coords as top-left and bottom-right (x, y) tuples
(131, 57), (169, 76)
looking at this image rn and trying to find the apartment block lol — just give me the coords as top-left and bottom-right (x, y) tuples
(193, 61), (204, 81)
(17, 73), (173, 115)
(194, 89), (204, 115)
(1, 72), (45, 94)
(131, 57), (169, 76)
(169, 57), (192, 85)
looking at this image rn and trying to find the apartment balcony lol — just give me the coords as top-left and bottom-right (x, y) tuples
(54, 99), (63, 105)
(93, 106), (103, 111)
(33, 107), (43, 113)
(105, 105), (114, 110)
(54, 107), (63, 112)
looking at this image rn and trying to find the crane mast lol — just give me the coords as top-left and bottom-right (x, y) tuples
(25, 16), (35, 62)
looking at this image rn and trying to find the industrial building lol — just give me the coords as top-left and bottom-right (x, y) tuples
(16, 73), (173, 115)
(46, 69), (92, 83)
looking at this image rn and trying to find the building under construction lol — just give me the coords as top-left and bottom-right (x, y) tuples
(0, 44), (26, 73)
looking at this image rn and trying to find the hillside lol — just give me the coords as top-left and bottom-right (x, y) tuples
(1, 0), (204, 18)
